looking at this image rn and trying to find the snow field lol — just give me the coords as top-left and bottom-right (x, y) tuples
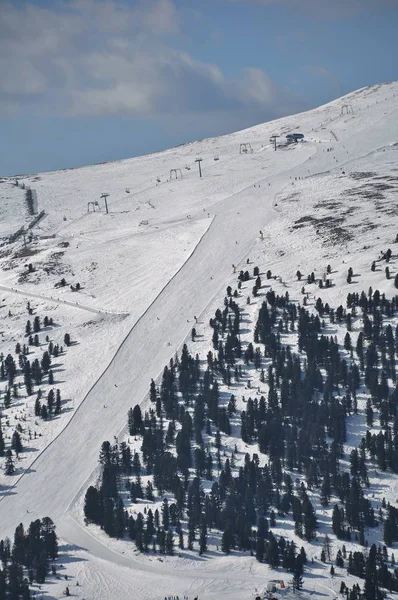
(67, 138), (398, 599)
(1, 82), (398, 600)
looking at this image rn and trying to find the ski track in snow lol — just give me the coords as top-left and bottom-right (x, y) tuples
(0, 284), (129, 317)
(1, 83), (398, 600)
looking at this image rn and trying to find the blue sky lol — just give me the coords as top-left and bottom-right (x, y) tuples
(1, 0), (397, 175)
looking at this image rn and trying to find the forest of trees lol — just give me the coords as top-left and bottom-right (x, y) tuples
(0, 517), (58, 599)
(0, 308), (70, 477)
(81, 260), (398, 598)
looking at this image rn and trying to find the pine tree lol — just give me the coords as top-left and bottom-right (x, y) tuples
(150, 379), (157, 403)
(41, 351), (51, 372)
(366, 399), (373, 427)
(145, 481), (154, 501)
(35, 397), (41, 416)
(0, 424), (4, 456)
(199, 517), (207, 555)
(320, 473), (331, 507)
(132, 452), (141, 475)
(323, 534), (332, 562)
(41, 516), (58, 560)
(84, 486), (101, 524)
(5, 449), (15, 475)
(302, 495), (317, 541)
(265, 533), (279, 568)
(383, 517), (393, 546)
(129, 405), (143, 435)
(221, 521), (234, 554)
(47, 389), (55, 414)
(364, 544), (377, 600)
(256, 517), (266, 562)
(336, 549), (344, 568)
(162, 498), (169, 531)
(11, 430), (23, 455)
(344, 332), (352, 351)
(33, 316), (41, 332)
(165, 530), (174, 556)
(332, 504), (344, 539)
(55, 394), (61, 415)
(103, 498), (115, 537)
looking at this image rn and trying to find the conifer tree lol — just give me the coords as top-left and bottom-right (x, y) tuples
(221, 521), (234, 554)
(5, 449), (15, 475)
(199, 517), (207, 555)
(0, 424), (4, 456)
(11, 430), (23, 455)
(265, 533), (279, 568)
(35, 397), (41, 416)
(84, 486), (102, 524)
(165, 530), (174, 556)
(41, 351), (51, 372)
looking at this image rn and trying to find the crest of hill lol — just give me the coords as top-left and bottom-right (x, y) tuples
(6, 80), (396, 237)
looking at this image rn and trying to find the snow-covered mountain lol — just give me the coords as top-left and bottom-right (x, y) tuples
(1, 81), (398, 600)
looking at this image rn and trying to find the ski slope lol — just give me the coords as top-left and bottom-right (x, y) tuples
(1, 82), (398, 600)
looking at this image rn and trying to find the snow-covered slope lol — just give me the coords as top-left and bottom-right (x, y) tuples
(1, 81), (398, 600)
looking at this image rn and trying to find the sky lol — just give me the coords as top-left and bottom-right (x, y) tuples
(0, 0), (397, 176)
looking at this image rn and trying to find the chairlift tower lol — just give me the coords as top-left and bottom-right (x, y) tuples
(195, 157), (203, 178)
(270, 135), (280, 151)
(101, 193), (109, 214)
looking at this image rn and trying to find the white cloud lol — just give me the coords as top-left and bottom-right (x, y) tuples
(0, 0), (302, 120)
